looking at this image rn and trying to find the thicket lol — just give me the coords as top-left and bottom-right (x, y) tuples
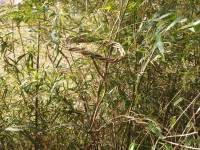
(0, 0), (200, 149)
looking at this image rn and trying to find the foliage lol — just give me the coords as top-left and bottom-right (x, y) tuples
(0, 0), (200, 149)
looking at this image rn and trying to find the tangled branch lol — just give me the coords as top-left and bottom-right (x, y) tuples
(68, 41), (127, 63)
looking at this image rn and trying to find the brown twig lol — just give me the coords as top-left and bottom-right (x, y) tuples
(68, 40), (127, 63)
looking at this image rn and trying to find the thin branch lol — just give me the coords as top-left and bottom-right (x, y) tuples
(162, 132), (198, 139)
(162, 140), (200, 150)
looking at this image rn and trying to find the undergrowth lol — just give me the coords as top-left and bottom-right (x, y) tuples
(0, 0), (200, 149)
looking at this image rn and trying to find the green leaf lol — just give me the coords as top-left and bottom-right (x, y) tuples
(102, 5), (112, 11)
(5, 127), (23, 132)
(188, 27), (195, 32)
(169, 116), (176, 128)
(156, 34), (164, 55)
(180, 19), (200, 30)
(153, 13), (172, 22)
(174, 97), (183, 106)
(165, 17), (183, 32)
(148, 122), (162, 137)
(129, 143), (136, 150)
(128, 2), (137, 11)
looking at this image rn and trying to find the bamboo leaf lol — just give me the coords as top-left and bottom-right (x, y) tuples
(129, 143), (136, 150)
(5, 127), (23, 132)
(180, 19), (200, 30)
(153, 13), (172, 21)
(165, 17), (183, 32)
